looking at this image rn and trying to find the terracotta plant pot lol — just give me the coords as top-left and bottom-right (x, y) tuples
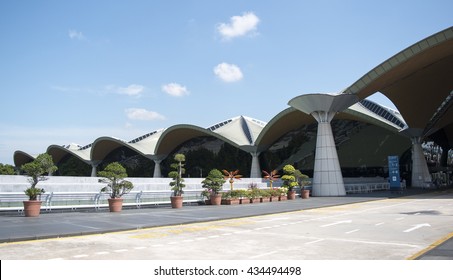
(250, 198), (260, 203)
(287, 191), (296, 200)
(23, 200), (42, 217)
(221, 199), (240, 205)
(301, 189), (310, 199)
(240, 197), (250, 204)
(170, 196), (183, 208)
(108, 198), (123, 212)
(210, 194), (222, 206)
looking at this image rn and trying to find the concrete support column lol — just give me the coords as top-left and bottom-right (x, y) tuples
(148, 155), (167, 178)
(250, 152), (261, 178)
(90, 160), (101, 177)
(311, 111), (345, 196)
(288, 93), (358, 197)
(411, 136), (432, 187)
(153, 159), (162, 178)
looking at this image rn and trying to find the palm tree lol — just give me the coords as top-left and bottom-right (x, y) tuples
(262, 169), (280, 189)
(222, 169), (242, 190)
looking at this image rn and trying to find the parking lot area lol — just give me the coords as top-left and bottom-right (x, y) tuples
(1, 190), (452, 260)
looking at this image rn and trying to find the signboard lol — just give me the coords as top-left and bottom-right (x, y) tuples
(388, 155), (401, 190)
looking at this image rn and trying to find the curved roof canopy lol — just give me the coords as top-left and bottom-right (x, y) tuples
(256, 97), (406, 152)
(155, 116), (267, 156)
(90, 129), (164, 161)
(343, 26), (453, 146)
(47, 143), (91, 165)
(13, 151), (35, 167)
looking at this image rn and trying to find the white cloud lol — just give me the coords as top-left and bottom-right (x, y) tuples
(68, 29), (85, 40)
(213, 63), (243, 82)
(217, 12), (260, 40)
(106, 84), (145, 97)
(161, 83), (189, 97)
(125, 108), (165, 121)
(117, 84), (145, 96)
(51, 84), (145, 97)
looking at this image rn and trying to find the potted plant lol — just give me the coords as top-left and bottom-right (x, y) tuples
(248, 182), (261, 203)
(98, 162), (134, 212)
(168, 154), (186, 208)
(200, 189), (211, 205)
(222, 169), (242, 190)
(294, 169), (311, 199)
(238, 189), (250, 204)
(202, 169), (226, 206)
(221, 190), (241, 205)
(260, 189), (271, 203)
(281, 164), (299, 199)
(21, 153), (58, 217)
(269, 188), (280, 202)
(278, 186), (289, 201)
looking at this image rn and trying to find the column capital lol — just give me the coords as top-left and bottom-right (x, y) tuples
(90, 160), (101, 167)
(311, 111), (336, 123)
(400, 127), (424, 139)
(288, 93), (358, 115)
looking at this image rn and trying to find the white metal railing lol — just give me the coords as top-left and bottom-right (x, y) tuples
(0, 189), (204, 212)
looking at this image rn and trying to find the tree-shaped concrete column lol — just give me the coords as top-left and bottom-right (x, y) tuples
(149, 155), (167, 178)
(401, 128), (432, 188)
(288, 93), (358, 196)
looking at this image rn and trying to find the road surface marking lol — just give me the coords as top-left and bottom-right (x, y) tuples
(304, 239), (324, 245)
(114, 249), (128, 253)
(404, 224), (431, 233)
(321, 220), (352, 227)
(249, 251), (278, 259)
(95, 251), (110, 255)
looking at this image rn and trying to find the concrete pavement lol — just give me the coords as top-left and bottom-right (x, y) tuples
(0, 187), (451, 260)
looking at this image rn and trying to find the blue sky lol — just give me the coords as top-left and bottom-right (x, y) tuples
(0, 0), (452, 165)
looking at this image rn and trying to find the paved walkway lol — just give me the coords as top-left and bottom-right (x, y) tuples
(1, 188), (451, 260)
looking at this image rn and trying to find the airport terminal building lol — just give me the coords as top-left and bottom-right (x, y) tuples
(11, 27), (453, 196)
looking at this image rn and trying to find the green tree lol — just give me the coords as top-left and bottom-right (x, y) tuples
(202, 169), (226, 195)
(294, 169), (310, 190)
(98, 162), (134, 199)
(21, 153), (58, 200)
(168, 154), (186, 196)
(0, 163), (16, 175)
(281, 164), (298, 192)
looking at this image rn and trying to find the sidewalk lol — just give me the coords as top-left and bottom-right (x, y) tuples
(1, 188), (451, 260)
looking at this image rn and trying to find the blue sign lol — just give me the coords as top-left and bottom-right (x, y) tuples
(388, 156), (401, 190)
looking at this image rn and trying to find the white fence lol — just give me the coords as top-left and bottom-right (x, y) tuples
(0, 175), (394, 211)
(0, 175), (268, 211)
